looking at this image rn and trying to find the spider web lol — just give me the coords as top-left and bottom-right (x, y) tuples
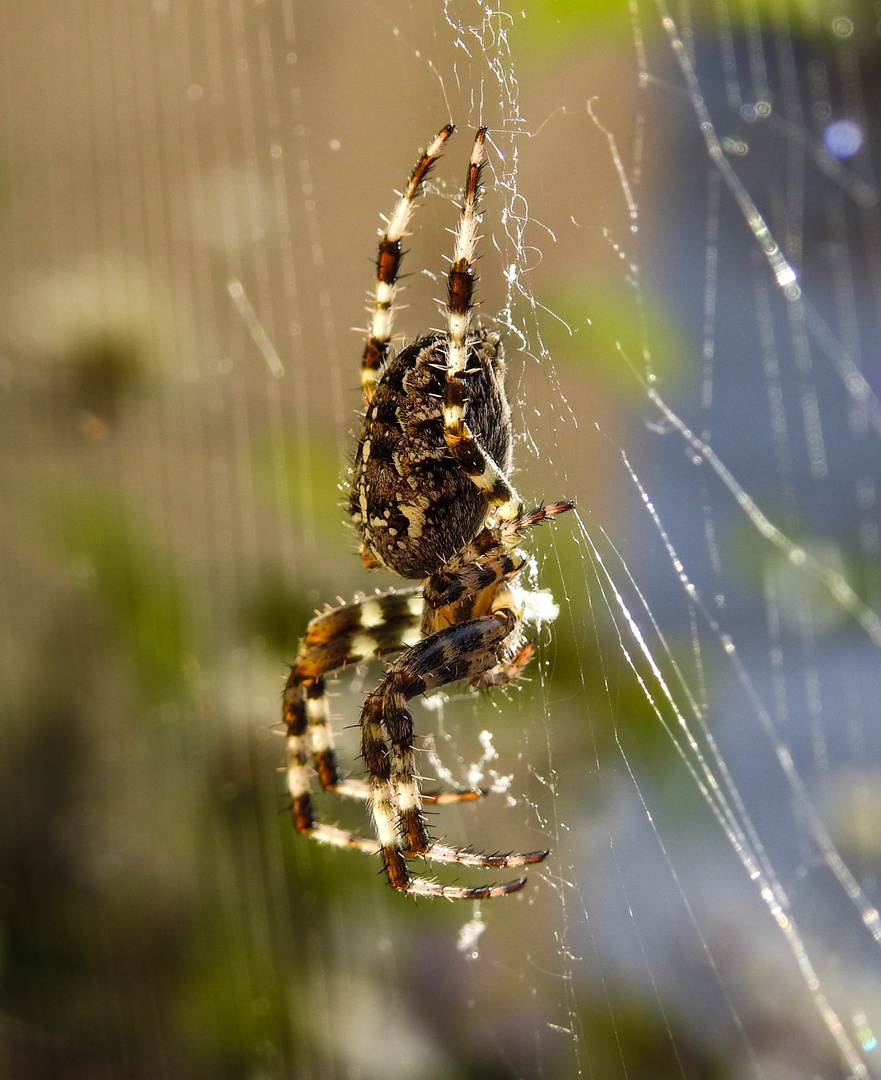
(0, 1), (880, 1078)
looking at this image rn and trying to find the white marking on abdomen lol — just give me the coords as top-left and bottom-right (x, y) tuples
(400, 503), (426, 538)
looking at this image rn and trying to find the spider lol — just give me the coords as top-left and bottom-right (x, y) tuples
(283, 124), (573, 898)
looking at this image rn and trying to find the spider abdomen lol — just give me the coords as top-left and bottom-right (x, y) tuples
(349, 329), (512, 579)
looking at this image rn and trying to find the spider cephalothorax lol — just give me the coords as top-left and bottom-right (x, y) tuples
(283, 125), (573, 898)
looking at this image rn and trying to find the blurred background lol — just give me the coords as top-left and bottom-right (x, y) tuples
(1, 1), (881, 1077)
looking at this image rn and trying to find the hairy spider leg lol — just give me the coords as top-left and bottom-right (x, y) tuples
(442, 128), (522, 523)
(422, 501), (576, 687)
(361, 607), (549, 899)
(444, 128), (484, 382)
(285, 590), (422, 827)
(284, 589), (485, 852)
(423, 502), (575, 616)
(361, 123), (455, 404)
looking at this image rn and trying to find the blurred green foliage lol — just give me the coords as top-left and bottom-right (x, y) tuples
(543, 279), (693, 399)
(49, 491), (191, 701)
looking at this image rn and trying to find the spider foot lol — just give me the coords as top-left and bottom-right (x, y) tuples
(327, 776), (484, 805)
(516, 500), (576, 527)
(422, 788), (485, 804)
(395, 874), (529, 900)
(413, 841), (549, 868)
(291, 787), (545, 898)
(384, 842), (532, 898)
(471, 640), (535, 688)
(297, 820), (378, 855)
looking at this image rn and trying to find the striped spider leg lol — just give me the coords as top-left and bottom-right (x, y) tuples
(441, 127), (523, 526)
(283, 588), (484, 856)
(361, 123), (455, 405)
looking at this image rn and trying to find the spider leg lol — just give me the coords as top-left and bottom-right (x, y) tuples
(361, 123), (455, 405)
(424, 502), (574, 614)
(444, 128), (484, 383)
(283, 588), (481, 845)
(361, 606), (548, 898)
(441, 128), (522, 522)
(285, 588), (421, 834)
(421, 502), (574, 694)
(319, 776), (483, 806)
